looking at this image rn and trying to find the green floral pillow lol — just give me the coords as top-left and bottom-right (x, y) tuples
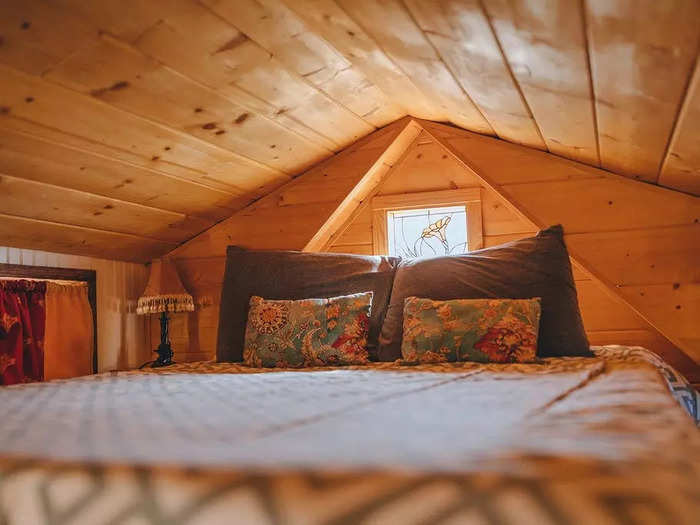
(401, 297), (541, 364)
(243, 292), (373, 368)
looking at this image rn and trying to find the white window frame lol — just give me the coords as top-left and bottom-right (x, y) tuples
(371, 188), (483, 256)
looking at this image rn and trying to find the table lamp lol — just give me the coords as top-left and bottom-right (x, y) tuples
(136, 258), (194, 367)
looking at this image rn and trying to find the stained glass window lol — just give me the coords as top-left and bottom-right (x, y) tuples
(386, 205), (468, 258)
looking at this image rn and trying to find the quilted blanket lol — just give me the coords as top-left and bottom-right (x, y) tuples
(0, 346), (697, 524)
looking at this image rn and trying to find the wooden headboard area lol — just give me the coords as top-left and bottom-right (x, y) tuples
(162, 121), (700, 383)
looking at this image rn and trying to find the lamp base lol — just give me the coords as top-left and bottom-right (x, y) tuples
(151, 342), (175, 368)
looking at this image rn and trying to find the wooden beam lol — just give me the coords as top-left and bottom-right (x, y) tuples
(304, 119), (424, 251)
(314, 134), (425, 252)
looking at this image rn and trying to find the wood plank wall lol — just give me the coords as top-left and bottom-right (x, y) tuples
(420, 122), (699, 380)
(329, 131), (535, 253)
(159, 120), (416, 361)
(0, 246), (150, 371)
(328, 130), (699, 381)
(162, 120), (698, 382)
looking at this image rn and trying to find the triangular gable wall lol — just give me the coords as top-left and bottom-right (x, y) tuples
(325, 128), (698, 380)
(167, 118), (698, 380)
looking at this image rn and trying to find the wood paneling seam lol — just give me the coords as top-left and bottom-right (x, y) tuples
(399, 0), (495, 136)
(0, 212), (179, 246)
(657, 48), (700, 184)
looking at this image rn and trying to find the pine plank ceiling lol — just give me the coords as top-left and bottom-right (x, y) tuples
(0, 0), (699, 262)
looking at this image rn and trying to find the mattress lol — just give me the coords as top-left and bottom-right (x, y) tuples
(0, 346), (697, 524)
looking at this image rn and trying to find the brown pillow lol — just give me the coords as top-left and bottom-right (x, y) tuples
(217, 248), (400, 362)
(378, 225), (591, 360)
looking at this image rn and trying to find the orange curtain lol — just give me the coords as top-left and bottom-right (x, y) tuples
(44, 282), (94, 380)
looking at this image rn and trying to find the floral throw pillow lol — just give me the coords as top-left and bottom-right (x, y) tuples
(243, 292), (373, 367)
(401, 297), (541, 364)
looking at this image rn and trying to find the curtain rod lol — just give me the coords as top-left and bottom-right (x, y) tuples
(0, 277), (87, 286)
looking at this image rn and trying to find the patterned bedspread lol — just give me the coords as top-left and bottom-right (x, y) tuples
(0, 346), (697, 524)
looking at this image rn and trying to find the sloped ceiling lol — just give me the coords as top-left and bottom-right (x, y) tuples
(1, 0), (699, 261)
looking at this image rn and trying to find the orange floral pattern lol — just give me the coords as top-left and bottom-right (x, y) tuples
(401, 297), (541, 364)
(244, 293), (372, 368)
(0, 311), (18, 335)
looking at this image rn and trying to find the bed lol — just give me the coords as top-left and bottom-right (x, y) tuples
(0, 346), (697, 524)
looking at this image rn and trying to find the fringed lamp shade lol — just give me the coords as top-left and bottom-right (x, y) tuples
(137, 258), (193, 367)
(136, 258), (194, 315)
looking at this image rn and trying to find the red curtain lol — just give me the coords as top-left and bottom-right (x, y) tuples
(0, 280), (46, 385)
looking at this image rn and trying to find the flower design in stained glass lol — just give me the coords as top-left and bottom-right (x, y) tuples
(387, 205), (468, 258)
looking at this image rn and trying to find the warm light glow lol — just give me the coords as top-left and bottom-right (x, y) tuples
(387, 205), (468, 258)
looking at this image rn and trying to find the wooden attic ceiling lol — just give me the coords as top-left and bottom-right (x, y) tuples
(1, 0), (699, 262)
